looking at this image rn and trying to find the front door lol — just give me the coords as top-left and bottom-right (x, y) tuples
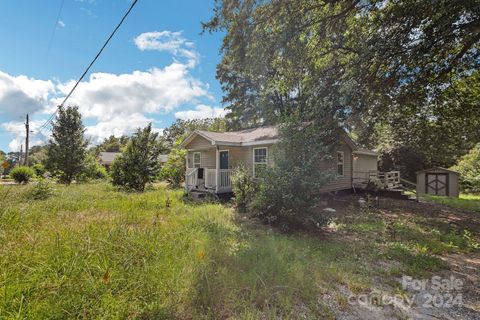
(426, 173), (449, 196)
(219, 151), (229, 170)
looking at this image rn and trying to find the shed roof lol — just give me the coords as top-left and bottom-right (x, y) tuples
(416, 167), (459, 174)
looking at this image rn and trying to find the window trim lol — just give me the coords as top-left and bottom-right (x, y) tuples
(253, 147), (268, 178)
(337, 151), (344, 177)
(193, 152), (201, 168)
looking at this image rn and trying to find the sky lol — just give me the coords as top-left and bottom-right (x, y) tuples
(0, 0), (225, 152)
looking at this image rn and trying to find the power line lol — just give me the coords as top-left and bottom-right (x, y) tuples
(38, 0), (139, 132)
(47, 0), (65, 53)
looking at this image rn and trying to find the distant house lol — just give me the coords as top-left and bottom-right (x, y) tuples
(98, 152), (169, 169)
(180, 126), (380, 194)
(98, 152), (121, 168)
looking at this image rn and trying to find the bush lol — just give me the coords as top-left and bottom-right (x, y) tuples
(28, 178), (54, 200)
(159, 146), (187, 188)
(32, 163), (46, 177)
(451, 144), (480, 193)
(78, 153), (109, 182)
(231, 164), (256, 212)
(10, 166), (35, 184)
(111, 124), (163, 192)
(248, 120), (334, 231)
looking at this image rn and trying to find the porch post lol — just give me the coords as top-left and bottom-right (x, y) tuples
(185, 151), (188, 192)
(215, 146), (220, 193)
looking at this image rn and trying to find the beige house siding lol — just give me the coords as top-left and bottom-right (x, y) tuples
(187, 144), (275, 173)
(187, 135), (213, 150)
(353, 154), (378, 182)
(184, 136), (354, 192)
(319, 143), (353, 192)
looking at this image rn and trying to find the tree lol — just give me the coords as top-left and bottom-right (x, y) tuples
(204, 0), (480, 174)
(0, 150), (5, 175)
(95, 135), (130, 153)
(159, 144), (187, 188)
(45, 106), (88, 184)
(205, 0), (479, 129)
(162, 118), (226, 149)
(111, 124), (163, 192)
(452, 144), (480, 194)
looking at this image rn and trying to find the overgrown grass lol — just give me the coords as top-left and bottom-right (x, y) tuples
(422, 193), (480, 212)
(0, 183), (373, 319)
(0, 184), (478, 319)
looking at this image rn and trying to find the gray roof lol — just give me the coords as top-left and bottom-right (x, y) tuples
(98, 152), (120, 165)
(188, 126), (279, 146)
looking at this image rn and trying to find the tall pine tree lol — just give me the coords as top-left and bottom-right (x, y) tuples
(46, 106), (88, 184)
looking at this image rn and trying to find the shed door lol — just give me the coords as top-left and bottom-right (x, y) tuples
(426, 173), (449, 196)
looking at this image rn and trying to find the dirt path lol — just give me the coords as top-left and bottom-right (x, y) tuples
(320, 195), (480, 320)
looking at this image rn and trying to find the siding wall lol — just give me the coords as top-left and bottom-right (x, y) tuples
(353, 154), (378, 182)
(184, 135), (353, 192)
(319, 143), (353, 192)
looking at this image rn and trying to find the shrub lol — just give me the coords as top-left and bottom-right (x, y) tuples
(231, 164), (256, 212)
(28, 178), (54, 200)
(249, 120), (334, 231)
(111, 124), (163, 192)
(32, 163), (46, 177)
(78, 153), (109, 182)
(10, 166), (35, 184)
(159, 146), (187, 188)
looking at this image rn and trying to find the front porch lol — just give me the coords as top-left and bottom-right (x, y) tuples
(186, 167), (233, 193)
(185, 145), (236, 194)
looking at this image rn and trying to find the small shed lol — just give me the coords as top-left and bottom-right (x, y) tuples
(416, 167), (459, 197)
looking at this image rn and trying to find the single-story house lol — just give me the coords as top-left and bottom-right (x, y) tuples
(180, 126), (380, 194)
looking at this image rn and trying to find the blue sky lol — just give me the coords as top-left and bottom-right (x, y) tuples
(0, 0), (224, 152)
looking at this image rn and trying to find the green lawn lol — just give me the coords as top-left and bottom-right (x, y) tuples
(0, 183), (478, 319)
(422, 193), (480, 212)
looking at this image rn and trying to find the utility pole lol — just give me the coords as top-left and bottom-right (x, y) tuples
(19, 144), (23, 167)
(25, 114), (30, 166)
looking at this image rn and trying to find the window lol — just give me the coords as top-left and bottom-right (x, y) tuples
(253, 147), (268, 177)
(337, 151), (344, 177)
(193, 152), (201, 168)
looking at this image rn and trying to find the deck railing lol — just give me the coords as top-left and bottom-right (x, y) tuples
(353, 170), (402, 189)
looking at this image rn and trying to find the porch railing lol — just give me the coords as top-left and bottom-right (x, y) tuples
(218, 169), (232, 190)
(186, 168), (197, 189)
(185, 168), (232, 192)
(205, 169), (216, 189)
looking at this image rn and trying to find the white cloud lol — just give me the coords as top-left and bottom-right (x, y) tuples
(0, 71), (55, 119)
(134, 31), (199, 67)
(54, 63), (210, 121)
(85, 113), (157, 145)
(1, 120), (49, 151)
(0, 30), (215, 151)
(175, 104), (227, 120)
(58, 20), (66, 28)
